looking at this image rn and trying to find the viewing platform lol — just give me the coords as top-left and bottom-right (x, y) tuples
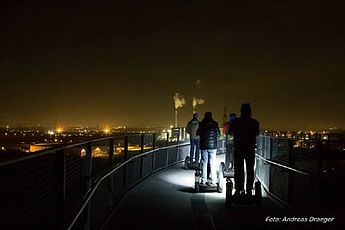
(0, 132), (344, 230)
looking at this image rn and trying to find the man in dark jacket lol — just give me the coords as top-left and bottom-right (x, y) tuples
(186, 113), (200, 164)
(196, 112), (220, 185)
(231, 103), (259, 195)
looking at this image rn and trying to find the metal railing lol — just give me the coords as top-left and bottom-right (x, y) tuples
(1, 132), (343, 229)
(66, 138), (224, 230)
(255, 135), (345, 215)
(0, 132), (190, 230)
(66, 142), (189, 230)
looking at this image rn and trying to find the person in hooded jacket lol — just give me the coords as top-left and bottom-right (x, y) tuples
(186, 113), (200, 164)
(196, 112), (220, 185)
(231, 103), (260, 195)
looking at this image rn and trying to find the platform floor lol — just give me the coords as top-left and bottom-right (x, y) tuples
(101, 162), (342, 230)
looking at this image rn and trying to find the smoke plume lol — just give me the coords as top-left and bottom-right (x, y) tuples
(173, 93), (186, 109)
(192, 98), (205, 109)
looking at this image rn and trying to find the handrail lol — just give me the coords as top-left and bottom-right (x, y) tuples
(65, 142), (189, 230)
(0, 133), (146, 167)
(255, 154), (310, 176)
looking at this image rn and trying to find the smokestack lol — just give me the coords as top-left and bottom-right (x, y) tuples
(173, 93), (185, 127)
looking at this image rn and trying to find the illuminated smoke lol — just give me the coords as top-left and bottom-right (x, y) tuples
(173, 93), (186, 109)
(173, 93), (186, 127)
(192, 97), (205, 109)
(196, 79), (201, 88)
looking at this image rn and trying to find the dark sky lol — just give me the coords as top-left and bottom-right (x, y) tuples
(1, 0), (345, 130)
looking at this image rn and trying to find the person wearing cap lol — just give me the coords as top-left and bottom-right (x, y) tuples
(196, 112), (220, 185)
(231, 103), (260, 196)
(186, 113), (200, 165)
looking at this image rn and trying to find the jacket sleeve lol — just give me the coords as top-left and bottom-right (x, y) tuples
(196, 125), (200, 136)
(186, 122), (190, 134)
(256, 121), (260, 136)
(216, 122), (220, 138)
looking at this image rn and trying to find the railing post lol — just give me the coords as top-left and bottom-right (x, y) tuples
(316, 139), (323, 198)
(109, 138), (114, 165)
(166, 132), (170, 167)
(124, 136), (128, 160)
(150, 133), (156, 173)
(140, 134), (144, 179)
(108, 138), (115, 207)
(123, 136), (128, 189)
(176, 132), (180, 163)
(152, 133), (156, 149)
(56, 149), (66, 225)
(268, 137), (273, 193)
(287, 139), (294, 204)
(84, 142), (93, 230)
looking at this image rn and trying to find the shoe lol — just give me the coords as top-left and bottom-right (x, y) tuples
(200, 180), (206, 185)
(209, 182), (216, 186)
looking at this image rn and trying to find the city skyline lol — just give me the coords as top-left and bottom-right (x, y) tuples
(1, 1), (345, 130)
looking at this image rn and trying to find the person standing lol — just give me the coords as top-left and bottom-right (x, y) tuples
(231, 103), (259, 195)
(197, 112), (220, 185)
(186, 113), (200, 165)
(223, 113), (236, 137)
(224, 113), (237, 170)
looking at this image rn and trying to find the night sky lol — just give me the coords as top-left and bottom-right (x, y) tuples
(1, 1), (345, 130)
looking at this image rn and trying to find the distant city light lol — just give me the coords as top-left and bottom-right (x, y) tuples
(81, 149), (86, 157)
(47, 130), (54, 135)
(56, 128), (63, 133)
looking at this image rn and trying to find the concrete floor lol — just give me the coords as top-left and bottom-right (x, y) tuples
(101, 160), (343, 230)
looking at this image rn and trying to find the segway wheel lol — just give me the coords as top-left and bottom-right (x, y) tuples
(220, 162), (225, 174)
(217, 168), (224, 193)
(254, 181), (262, 206)
(226, 181), (233, 208)
(184, 156), (190, 169)
(195, 182), (200, 192)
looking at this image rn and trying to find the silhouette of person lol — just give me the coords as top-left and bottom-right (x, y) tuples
(223, 113), (236, 137)
(231, 103), (259, 195)
(224, 113), (237, 170)
(196, 112), (220, 185)
(186, 113), (200, 164)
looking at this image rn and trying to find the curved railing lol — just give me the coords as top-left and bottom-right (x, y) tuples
(65, 142), (189, 230)
(65, 139), (225, 230)
(0, 132), (190, 230)
(1, 133), (342, 229)
(254, 135), (342, 215)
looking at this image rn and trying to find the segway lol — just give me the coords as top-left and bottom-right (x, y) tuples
(225, 179), (262, 208)
(194, 162), (224, 193)
(184, 156), (191, 169)
(222, 141), (262, 208)
(184, 156), (200, 170)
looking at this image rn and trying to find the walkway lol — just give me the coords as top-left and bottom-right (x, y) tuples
(100, 161), (335, 230)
